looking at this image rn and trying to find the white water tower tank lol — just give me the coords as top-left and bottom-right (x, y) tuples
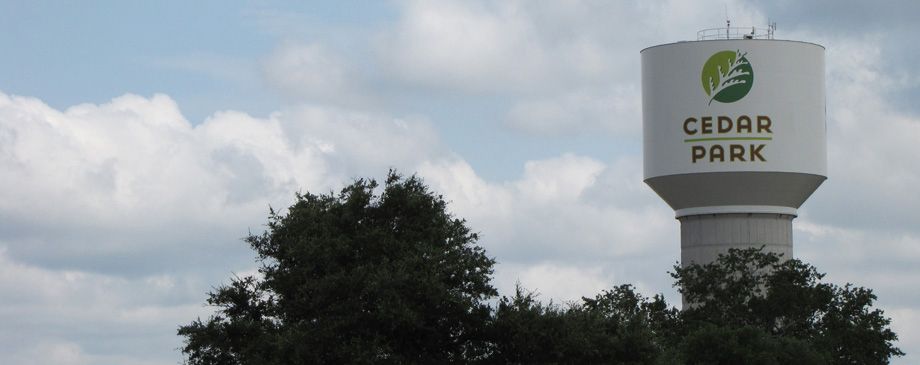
(641, 32), (826, 267)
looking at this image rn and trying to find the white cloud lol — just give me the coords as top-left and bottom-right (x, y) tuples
(3, 340), (177, 365)
(0, 93), (210, 229)
(0, 90), (449, 363)
(515, 153), (605, 202)
(0, 247), (207, 365)
(373, 0), (768, 135)
(418, 153), (681, 306)
(495, 262), (610, 303)
(262, 42), (371, 106)
(377, 0), (547, 93)
(4, 341), (89, 365)
(419, 154), (676, 276)
(375, 1), (651, 96)
(377, 0), (767, 92)
(782, 34), (920, 234)
(796, 221), (920, 304)
(506, 85), (640, 136)
(250, 1), (772, 136)
(890, 308), (920, 358)
(0, 92), (443, 268)
(794, 221), (920, 363)
(0, 89), (679, 363)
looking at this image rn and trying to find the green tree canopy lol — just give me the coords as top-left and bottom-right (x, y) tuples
(179, 174), (903, 365)
(672, 247), (904, 364)
(486, 284), (677, 364)
(178, 172), (497, 364)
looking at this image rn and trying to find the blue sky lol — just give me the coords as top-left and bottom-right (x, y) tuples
(2, 1), (920, 364)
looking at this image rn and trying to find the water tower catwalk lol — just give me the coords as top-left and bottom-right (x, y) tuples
(641, 27), (826, 267)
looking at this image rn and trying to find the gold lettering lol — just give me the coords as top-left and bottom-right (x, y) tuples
(757, 115), (772, 133)
(718, 116), (732, 133)
(701, 116), (713, 134)
(691, 146), (706, 163)
(710, 145), (724, 162)
(750, 144), (766, 161)
(684, 118), (698, 135)
(737, 115), (752, 133)
(730, 144), (745, 161)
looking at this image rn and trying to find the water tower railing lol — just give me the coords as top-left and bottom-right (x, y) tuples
(697, 26), (774, 40)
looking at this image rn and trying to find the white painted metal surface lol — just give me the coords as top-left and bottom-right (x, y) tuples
(640, 38), (827, 275)
(642, 40), (826, 178)
(641, 39), (827, 217)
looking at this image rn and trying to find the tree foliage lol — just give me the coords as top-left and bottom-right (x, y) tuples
(178, 172), (497, 364)
(671, 247), (904, 364)
(486, 284), (677, 364)
(179, 174), (903, 364)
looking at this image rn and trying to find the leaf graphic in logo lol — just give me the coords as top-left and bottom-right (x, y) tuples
(701, 50), (754, 104)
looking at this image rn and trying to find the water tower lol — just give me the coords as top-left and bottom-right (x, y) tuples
(641, 25), (826, 267)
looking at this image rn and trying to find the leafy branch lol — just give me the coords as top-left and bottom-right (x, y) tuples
(708, 50), (751, 104)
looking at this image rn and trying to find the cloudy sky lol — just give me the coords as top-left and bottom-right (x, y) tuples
(2, 0), (920, 363)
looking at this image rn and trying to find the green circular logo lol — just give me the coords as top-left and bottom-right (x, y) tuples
(701, 50), (753, 104)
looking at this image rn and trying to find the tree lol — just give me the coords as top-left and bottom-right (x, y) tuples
(671, 247), (904, 365)
(178, 172), (497, 364)
(486, 284), (676, 365)
(485, 248), (904, 365)
(678, 323), (825, 365)
(179, 172), (903, 364)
